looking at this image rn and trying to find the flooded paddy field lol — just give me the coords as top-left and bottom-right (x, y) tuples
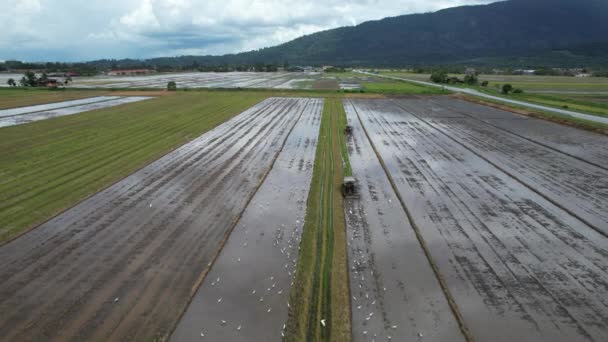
(171, 99), (322, 342)
(346, 97), (608, 341)
(0, 96), (120, 117)
(343, 102), (465, 342)
(72, 71), (323, 89)
(0, 98), (311, 341)
(0, 96), (152, 128)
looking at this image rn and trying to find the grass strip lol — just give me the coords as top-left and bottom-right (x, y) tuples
(455, 94), (608, 135)
(0, 91), (266, 244)
(0, 88), (108, 109)
(286, 98), (351, 341)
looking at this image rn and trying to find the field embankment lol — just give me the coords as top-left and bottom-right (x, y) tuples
(286, 98), (351, 341)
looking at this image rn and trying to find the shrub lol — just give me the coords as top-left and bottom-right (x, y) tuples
(502, 84), (513, 94)
(167, 81), (177, 91)
(430, 70), (448, 84)
(464, 73), (478, 85)
(512, 88), (523, 94)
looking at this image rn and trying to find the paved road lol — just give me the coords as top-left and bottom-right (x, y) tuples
(356, 70), (608, 125)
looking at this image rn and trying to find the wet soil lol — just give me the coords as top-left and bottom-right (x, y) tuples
(170, 98), (323, 342)
(0, 98), (307, 341)
(0, 97), (152, 128)
(347, 97), (608, 342)
(343, 101), (466, 342)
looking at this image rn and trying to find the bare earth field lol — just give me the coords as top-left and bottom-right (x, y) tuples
(346, 97), (608, 342)
(0, 97), (309, 341)
(171, 99), (322, 341)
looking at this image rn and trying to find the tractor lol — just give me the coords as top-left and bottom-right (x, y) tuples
(344, 125), (353, 135)
(342, 176), (360, 199)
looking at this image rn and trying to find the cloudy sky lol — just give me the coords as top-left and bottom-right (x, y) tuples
(1, 0), (497, 62)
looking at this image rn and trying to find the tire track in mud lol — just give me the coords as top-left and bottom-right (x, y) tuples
(433, 97), (608, 169)
(342, 99), (468, 342)
(349, 98), (608, 342)
(393, 98), (608, 236)
(0, 98), (309, 341)
(171, 98), (323, 342)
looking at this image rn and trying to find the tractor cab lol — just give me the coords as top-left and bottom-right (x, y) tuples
(342, 176), (360, 199)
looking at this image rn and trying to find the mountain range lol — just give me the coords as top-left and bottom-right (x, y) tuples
(104, 0), (608, 68)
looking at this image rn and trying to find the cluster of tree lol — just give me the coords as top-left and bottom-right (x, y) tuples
(430, 70), (481, 85)
(19, 71), (47, 87)
(0, 60), (97, 76)
(167, 81), (177, 91)
(7, 71), (71, 87)
(500, 84), (523, 94)
(324, 67), (347, 73)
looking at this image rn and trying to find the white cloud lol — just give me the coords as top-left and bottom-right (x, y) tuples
(0, 0), (498, 61)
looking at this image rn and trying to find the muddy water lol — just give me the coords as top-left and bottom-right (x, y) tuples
(0, 98), (307, 341)
(0, 96), (152, 128)
(349, 98), (608, 342)
(74, 72), (317, 89)
(342, 101), (465, 342)
(395, 97), (608, 234)
(171, 98), (323, 342)
(433, 97), (608, 168)
(0, 96), (120, 117)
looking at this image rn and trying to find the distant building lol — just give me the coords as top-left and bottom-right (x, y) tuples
(513, 69), (536, 75)
(465, 68), (477, 75)
(107, 69), (154, 76)
(575, 73), (592, 77)
(36, 79), (60, 87)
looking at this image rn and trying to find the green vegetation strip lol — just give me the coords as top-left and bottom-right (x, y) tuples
(286, 98), (351, 342)
(0, 92), (266, 244)
(363, 79), (445, 95)
(0, 88), (107, 109)
(509, 93), (608, 118)
(460, 94), (608, 134)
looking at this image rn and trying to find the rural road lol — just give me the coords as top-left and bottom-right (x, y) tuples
(171, 98), (322, 341)
(0, 98), (309, 341)
(356, 70), (608, 125)
(348, 97), (608, 341)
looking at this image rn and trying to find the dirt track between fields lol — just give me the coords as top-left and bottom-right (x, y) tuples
(345, 96), (608, 342)
(0, 98), (310, 341)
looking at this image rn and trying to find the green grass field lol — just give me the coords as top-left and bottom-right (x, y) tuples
(363, 79), (445, 94)
(381, 71), (608, 92)
(0, 91), (266, 243)
(510, 93), (608, 118)
(286, 98), (351, 342)
(0, 88), (108, 109)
